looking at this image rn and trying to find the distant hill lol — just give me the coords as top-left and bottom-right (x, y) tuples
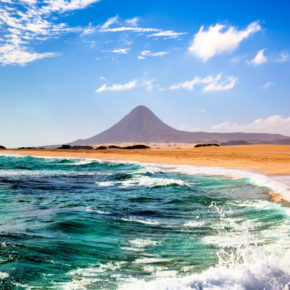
(70, 105), (290, 145)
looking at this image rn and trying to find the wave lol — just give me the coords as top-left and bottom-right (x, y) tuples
(120, 260), (290, 290)
(184, 220), (206, 228)
(96, 175), (189, 188)
(85, 207), (110, 215)
(0, 169), (95, 177)
(139, 163), (290, 201)
(119, 216), (160, 225)
(128, 239), (158, 248)
(2, 153), (289, 200)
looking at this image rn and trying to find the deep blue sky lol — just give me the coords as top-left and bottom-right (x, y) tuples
(0, 0), (290, 147)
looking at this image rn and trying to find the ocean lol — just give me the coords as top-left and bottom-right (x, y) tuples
(0, 154), (289, 289)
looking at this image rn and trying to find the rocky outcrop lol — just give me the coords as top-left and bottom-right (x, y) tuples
(123, 144), (150, 149)
(194, 144), (220, 148)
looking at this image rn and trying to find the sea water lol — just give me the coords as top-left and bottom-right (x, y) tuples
(0, 154), (289, 289)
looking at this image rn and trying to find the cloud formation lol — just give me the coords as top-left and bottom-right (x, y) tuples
(276, 52), (289, 63)
(189, 21), (261, 61)
(211, 115), (290, 136)
(0, 0), (100, 65)
(138, 50), (168, 59)
(101, 15), (119, 30)
(249, 49), (267, 65)
(110, 48), (130, 54)
(99, 16), (186, 39)
(262, 81), (275, 89)
(96, 80), (137, 93)
(170, 74), (237, 92)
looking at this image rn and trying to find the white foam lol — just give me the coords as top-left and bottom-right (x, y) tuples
(120, 261), (290, 290)
(63, 262), (125, 289)
(96, 181), (115, 187)
(0, 272), (9, 279)
(122, 175), (189, 188)
(95, 175), (189, 188)
(120, 216), (160, 225)
(0, 169), (95, 177)
(85, 207), (110, 215)
(135, 257), (172, 264)
(129, 239), (158, 248)
(71, 159), (96, 165)
(184, 221), (206, 228)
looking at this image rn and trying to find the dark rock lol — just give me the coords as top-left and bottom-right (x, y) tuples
(57, 145), (93, 150)
(57, 145), (71, 149)
(108, 145), (122, 149)
(0, 145), (6, 150)
(71, 146), (93, 150)
(17, 147), (34, 149)
(96, 146), (107, 150)
(194, 143), (220, 148)
(123, 144), (150, 149)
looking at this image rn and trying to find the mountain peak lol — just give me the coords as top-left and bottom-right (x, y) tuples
(131, 105), (150, 111)
(69, 106), (290, 145)
(128, 105), (155, 116)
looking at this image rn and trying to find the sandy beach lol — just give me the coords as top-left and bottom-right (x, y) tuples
(2, 145), (290, 202)
(2, 145), (290, 175)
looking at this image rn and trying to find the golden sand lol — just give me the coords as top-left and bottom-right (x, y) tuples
(3, 145), (290, 175)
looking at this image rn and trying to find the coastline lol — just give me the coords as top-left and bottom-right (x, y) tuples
(2, 145), (290, 175)
(1, 145), (290, 202)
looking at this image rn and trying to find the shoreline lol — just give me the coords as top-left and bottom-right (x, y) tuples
(2, 145), (290, 175)
(1, 145), (290, 202)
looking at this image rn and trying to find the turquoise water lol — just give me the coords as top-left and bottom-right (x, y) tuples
(0, 155), (289, 289)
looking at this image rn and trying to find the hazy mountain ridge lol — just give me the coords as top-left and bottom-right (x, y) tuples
(70, 106), (290, 145)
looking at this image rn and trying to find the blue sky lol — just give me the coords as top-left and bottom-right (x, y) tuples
(0, 0), (290, 147)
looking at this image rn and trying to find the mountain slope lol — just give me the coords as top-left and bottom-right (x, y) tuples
(70, 105), (290, 145)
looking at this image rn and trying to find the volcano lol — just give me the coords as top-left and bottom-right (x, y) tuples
(70, 105), (290, 145)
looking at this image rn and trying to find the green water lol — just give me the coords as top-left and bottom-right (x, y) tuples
(0, 155), (289, 289)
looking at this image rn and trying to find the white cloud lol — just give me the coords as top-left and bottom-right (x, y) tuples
(101, 15), (119, 30)
(203, 75), (237, 92)
(0, 0), (100, 65)
(262, 81), (275, 89)
(249, 49), (267, 65)
(170, 73), (237, 92)
(148, 30), (186, 39)
(125, 17), (139, 27)
(0, 44), (56, 66)
(96, 80), (137, 93)
(141, 50), (168, 57)
(138, 50), (168, 59)
(100, 26), (159, 33)
(111, 48), (130, 54)
(276, 52), (289, 63)
(41, 0), (100, 13)
(142, 79), (156, 91)
(99, 17), (186, 39)
(81, 23), (96, 35)
(199, 109), (207, 113)
(211, 115), (290, 136)
(189, 21), (261, 61)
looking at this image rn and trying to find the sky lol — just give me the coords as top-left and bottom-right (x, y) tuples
(0, 0), (290, 147)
